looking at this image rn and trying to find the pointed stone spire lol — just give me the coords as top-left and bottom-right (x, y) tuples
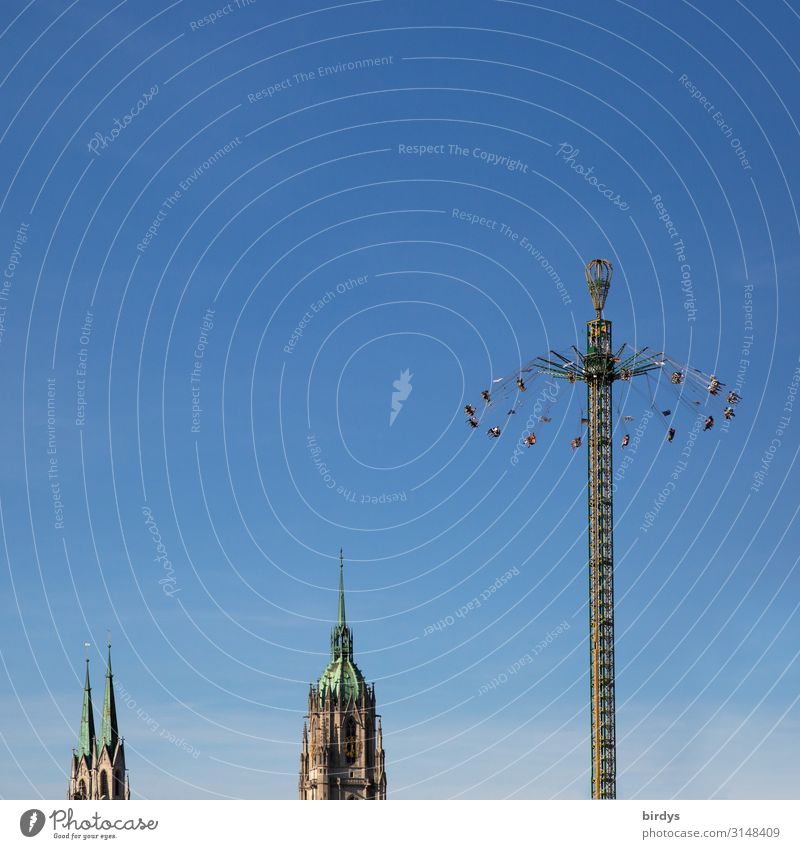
(98, 642), (118, 753)
(77, 658), (95, 760)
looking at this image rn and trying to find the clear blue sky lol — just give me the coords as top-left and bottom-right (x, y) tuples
(0, 0), (798, 800)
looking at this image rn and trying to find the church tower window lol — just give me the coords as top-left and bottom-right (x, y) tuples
(344, 717), (358, 763)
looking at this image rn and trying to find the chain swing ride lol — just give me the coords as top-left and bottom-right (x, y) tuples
(463, 259), (740, 799)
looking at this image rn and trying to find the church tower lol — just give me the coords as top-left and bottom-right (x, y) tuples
(299, 552), (387, 800)
(68, 644), (130, 800)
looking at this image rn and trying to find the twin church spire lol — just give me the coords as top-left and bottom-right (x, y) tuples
(99, 645), (119, 753)
(76, 658), (95, 761)
(68, 643), (129, 800)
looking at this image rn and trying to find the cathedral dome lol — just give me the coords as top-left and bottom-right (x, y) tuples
(318, 655), (365, 703)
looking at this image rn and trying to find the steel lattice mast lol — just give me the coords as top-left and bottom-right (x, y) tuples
(531, 259), (663, 799)
(468, 258), (737, 796)
(585, 260), (618, 800)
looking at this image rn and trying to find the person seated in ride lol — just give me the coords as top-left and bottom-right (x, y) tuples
(487, 426), (501, 438)
(468, 417), (479, 428)
(525, 432), (536, 446)
(621, 434), (630, 448)
(516, 377), (526, 391)
(671, 371), (683, 384)
(727, 391), (740, 404)
(481, 390), (491, 404)
(704, 415), (714, 430)
(620, 369), (632, 381)
(667, 427), (676, 442)
(464, 404), (476, 416)
(723, 406), (735, 420)
(571, 437), (582, 449)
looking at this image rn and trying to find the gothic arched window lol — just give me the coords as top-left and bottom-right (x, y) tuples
(344, 717), (358, 763)
(78, 779), (87, 799)
(100, 770), (109, 799)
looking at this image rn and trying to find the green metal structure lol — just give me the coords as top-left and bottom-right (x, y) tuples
(532, 259), (663, 798)
(317, 550), (367, 704)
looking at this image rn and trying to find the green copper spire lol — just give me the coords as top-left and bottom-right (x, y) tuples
(77, 658), (95, 760)
(318, 550), (365, 703)
(98, 643), (118, 753)
(337, 548), (346, 628)
(330, 550), (353, 662)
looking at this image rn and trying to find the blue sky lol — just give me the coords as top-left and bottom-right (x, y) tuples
(0, 0), (798, 799)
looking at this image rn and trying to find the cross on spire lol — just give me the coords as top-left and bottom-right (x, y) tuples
(337, 548), (346, 628)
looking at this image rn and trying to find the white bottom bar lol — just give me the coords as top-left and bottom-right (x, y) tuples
(2, 800), (796, 848)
